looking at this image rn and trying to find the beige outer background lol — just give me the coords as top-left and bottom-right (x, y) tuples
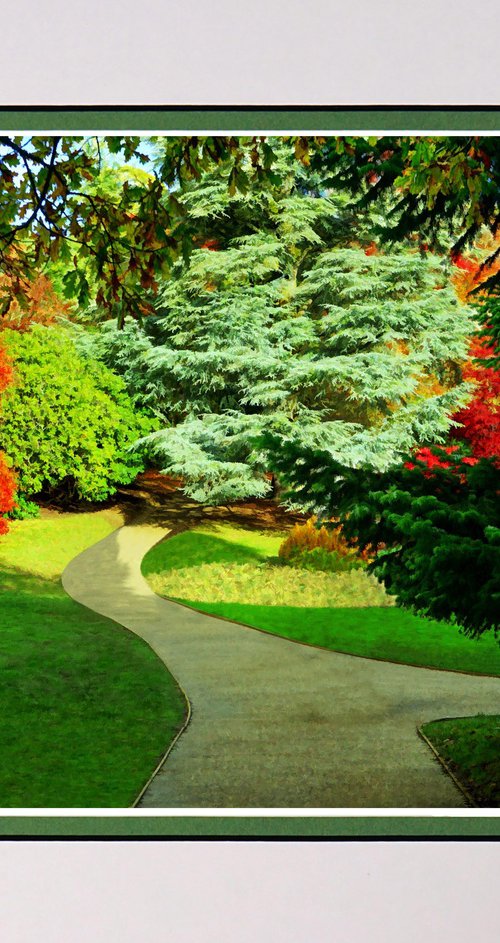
(1, 0), (499, 105)
(0, 841), (498, 941)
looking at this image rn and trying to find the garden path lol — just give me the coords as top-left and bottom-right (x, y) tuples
(62, 516), (499, 808)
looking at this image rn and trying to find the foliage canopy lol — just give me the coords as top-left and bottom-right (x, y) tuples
(2, 135), (500, 333)
(83, 154), (473, 502)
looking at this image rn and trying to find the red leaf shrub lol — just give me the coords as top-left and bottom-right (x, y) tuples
(0, 454), (17, 534)
(406, 336), (500, 476)
(0, 341), (16, 532)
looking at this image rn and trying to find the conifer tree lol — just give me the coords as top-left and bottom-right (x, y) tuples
(266, 437), (500, 638)
(87, 151), (473, 504)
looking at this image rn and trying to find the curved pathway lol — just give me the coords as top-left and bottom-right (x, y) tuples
(62, 522), (499, 808)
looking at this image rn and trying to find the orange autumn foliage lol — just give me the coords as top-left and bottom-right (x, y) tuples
(451, 233), (500, 304)
(279, 516), (374, 564)
(0, 274), (73, 332)
(0, 455), (16, 534)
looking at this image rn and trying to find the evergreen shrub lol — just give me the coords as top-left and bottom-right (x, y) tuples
(268, 435), (500, 638)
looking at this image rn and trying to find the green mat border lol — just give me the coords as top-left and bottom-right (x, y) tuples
(0, 816), (499, 838)
(0, 104), (499, 836)
(0, 105), (499, 132)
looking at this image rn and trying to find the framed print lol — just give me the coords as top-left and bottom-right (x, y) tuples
(0, 107), (498, 838)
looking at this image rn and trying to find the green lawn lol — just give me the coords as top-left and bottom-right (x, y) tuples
(0, 511), (186, 808)
(421, 716), (500, 807)
(0, 511), (121, 579)
(143, 523), (500, 676)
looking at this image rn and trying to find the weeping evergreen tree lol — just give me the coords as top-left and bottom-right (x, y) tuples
(84, 147), (474, 503)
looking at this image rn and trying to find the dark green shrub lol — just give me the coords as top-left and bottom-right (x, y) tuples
(266, 435), (500, 639)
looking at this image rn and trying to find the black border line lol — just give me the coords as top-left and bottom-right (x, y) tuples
(0, 835), (498, 842)
(0, 104), (499, 112)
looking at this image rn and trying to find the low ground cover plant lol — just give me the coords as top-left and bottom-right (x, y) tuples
(7, 494), (40, 520)
(147, 560), (389, 609)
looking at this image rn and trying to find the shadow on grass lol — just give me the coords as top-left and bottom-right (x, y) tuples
(141, 531), (276, 575)
(0, 563), (60, 596)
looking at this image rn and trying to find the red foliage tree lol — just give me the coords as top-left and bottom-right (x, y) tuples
(0, 455), (16, 534)
(406, 244), (500, 474)
(452, 338), (500, 459)
(0, 343), (16, 533)
(405, 336), (500, 477)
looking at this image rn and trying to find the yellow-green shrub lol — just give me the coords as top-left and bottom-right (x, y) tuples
(278, 517), (370, 572)
(0, 325), (157, 503)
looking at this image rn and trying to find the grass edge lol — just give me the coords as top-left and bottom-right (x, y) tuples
(161, 593), (500, 678)
(132, 674), (192, 808)
(417, 723), (478, 808)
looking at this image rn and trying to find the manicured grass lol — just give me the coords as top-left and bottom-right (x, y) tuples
(143, 524), (500, 676)
(141, 524), (287, 574)
(181, 602), (500, 675)
(421, 716), (500, 807)
(0, 510), (122, 579)
(0, 511), (186, 808)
